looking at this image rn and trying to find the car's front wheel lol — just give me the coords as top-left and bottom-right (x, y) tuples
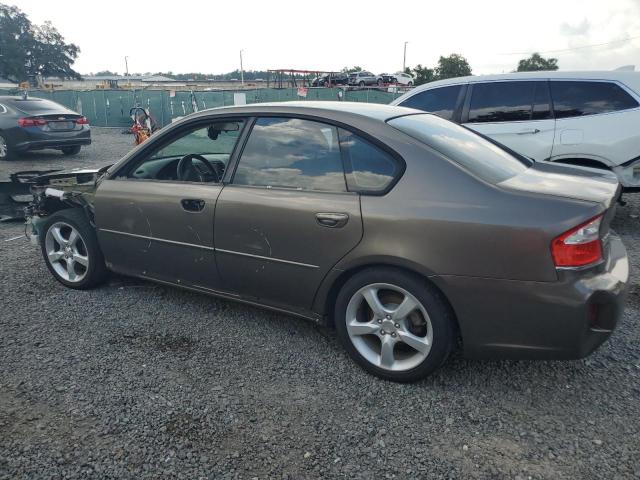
(61, 145), (82, 156)
(41, 209), (108, 289)
(335, 267), (455, 382)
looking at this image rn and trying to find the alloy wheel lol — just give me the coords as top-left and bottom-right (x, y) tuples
(345, 283), (433, 371)
(44, 222), (89, 283)
(0, 136), (7, 158)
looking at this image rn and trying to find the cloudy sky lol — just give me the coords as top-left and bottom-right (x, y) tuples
(11, 0), (640, 75)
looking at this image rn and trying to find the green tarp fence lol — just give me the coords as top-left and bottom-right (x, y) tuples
(0, 88), (403, 127)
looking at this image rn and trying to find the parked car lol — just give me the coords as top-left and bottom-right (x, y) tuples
(311, 73), (350, 87)
(379, 73), (397, 84)
(394, 72), (414, 85)
(0, 96), (91, 160)
(26, 102), (628, 382)
(348, 71), (382, 86)
(391, 71), (640, 190)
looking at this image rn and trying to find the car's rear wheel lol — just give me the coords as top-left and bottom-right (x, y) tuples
(41, 209), (108, 289)
(0, 133), (14, 160)
(335, 268), (455, 382)
(61, 145), (82, 156)
(359, 81), (365, 87)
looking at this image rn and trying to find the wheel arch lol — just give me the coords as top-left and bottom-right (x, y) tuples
(549, 156), (613, 170)
(316, 259), (461, 338)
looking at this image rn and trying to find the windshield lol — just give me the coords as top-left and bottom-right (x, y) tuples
(388, 113), (530, 184)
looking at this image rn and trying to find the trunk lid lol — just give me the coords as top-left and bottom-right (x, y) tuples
(498, 161), (620, 208)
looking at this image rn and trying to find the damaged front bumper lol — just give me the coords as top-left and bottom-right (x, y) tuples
(0, 170), (60, 220)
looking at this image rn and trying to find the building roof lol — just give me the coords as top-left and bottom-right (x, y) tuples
(82, 75), (178, 82)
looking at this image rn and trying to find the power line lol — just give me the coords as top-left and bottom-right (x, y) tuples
(501, 34), (640, 56)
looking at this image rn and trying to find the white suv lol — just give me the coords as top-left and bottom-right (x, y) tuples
(391, 71), (640, 189)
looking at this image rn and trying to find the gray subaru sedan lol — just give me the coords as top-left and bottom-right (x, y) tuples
(25, 102), (628, 382)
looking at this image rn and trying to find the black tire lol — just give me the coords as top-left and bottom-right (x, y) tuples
(61, 145), (82, 156)
(335, 267), (455, 382)
(40, 208), (109, 290)
(408, 81), (413, 86)
(0, 133), (14, 160)
(358, 81), (365, 87)
(377, 79), (383, 86)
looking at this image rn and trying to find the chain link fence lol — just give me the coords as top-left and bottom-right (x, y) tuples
(0, 87), (405, 127)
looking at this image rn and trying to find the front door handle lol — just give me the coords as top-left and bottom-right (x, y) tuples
(181, 198), (205, 212)
(517, 128), (541, 135)
(316, 212), (349, 228)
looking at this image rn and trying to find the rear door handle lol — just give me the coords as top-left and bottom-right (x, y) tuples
(316, 212), (349, 228)
(517, 128), (541, 135)
(181, 198), (205, 212)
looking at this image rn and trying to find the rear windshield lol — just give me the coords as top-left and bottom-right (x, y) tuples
(388, 113), (530, 184)
(7, 99), (65, 113)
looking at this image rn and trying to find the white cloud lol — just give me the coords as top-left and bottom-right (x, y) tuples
(11, 0), (640, 75)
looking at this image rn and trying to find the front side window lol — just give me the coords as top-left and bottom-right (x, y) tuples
(399, 85), (462, 121)
(388, 113), (530, 184)
(233, 117), (346, 192)
(468, 81), (536, 123)
(126, 120), (244, 183)
(338, 128), (400, 192)
(551, 81), (639, 118)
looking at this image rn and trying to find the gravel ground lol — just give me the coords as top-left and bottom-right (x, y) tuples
(1, 129), (639, 479)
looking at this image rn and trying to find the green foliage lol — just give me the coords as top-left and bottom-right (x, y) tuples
(406, 54), (471, 86)
(434, 54), (472, 80)
(341, 66), (362, 73)
(410, 64), (436, 86)
(517, 53), (559, 72)
(0, 3), (80, 81)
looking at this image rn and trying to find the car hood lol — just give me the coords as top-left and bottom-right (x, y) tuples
(498, 161), (620, 207)
(31, 166), (108, 188)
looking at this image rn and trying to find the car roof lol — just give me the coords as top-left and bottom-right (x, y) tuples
(401, 70), (640, 94)
(192, 101), (421, 122)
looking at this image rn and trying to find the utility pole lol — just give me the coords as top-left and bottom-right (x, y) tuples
(403, 41), (408, 73)
(124, 56), (129, 76)
(240, 49), (244, 86)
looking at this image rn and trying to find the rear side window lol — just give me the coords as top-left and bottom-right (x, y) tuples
(233, 117), (346, 192)
(399, 85), (462, 121)
(388, 114), (530, 184)
(551, 81), (639, 118)
(468, 81), (537, 123)
(338, 128), (400, 192)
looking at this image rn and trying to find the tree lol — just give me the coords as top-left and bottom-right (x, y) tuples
(0, 3), (80, 82)
(434, 54), (472, 80)
(341, 66), (362, 73)
(410, 64), (435, 86)
(517, 52), (558, 72)
(94, 70), (118, 76)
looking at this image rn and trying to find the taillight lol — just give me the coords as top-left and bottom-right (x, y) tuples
(551, 215), (603, 267)
(75, 116), (89, 125)
(18, 117), (47, 127)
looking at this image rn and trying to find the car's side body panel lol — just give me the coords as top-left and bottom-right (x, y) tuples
(214, 185), (362, 311)
(95, 179), (223, 290)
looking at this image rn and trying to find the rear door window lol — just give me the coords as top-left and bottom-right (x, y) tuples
(468, 81), (536, 123)
(399, 85), (463, 121)
(550, 80), (639, 118)
(338, 128), (401, 193)
(233, 117), (346, 192)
